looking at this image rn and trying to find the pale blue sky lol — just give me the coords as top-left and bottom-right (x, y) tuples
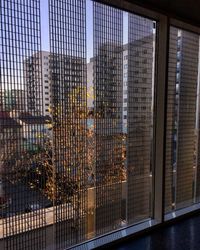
(40, 0), (49, 52)
(40, 0), (128, 62)
(40, 0), (94, 61)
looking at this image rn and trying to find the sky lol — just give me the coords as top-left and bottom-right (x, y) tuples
(40, 0), (128, 62)
(40, 0), (94, 61)
(2, 0), (129, 90)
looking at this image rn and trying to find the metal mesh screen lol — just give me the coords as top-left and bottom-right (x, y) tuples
(165, 27), (200, 212)
(0, 0), (46, 249)
(3, 0), (200, 248)
(93, 2), (123, 236)
(127, 14), (155, 224)
(49, 0), (88, 249)
(0, 0), (158, 249)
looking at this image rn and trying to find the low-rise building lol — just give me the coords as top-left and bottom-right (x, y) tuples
(18, 113), (51, 145)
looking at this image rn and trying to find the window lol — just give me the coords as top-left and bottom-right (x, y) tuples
(177, 61), (180, 71)
(1, 0), (46, 249)
(143, 49), (148, 54)
(176, 72), (180, 81)
(0, 0), (157, 249)
(177, 37), (181, 48)
(177, 50), (181, 60)
(143, 59), (148, 64)
(165, 27), (200, 214)
(135, 51), (139, 56)
(143, 68), (147, 73)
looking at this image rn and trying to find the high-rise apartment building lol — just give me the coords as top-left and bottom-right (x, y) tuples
(87, 45), (131, 132)
(24, 53), (43, 116)
(41, 52), (51, 116)
(86, 22), (155, 225)
(24, 51), (50, 116)
(123, 45), (128, 132)
(87, 58), (94, 109)
(25, 51), (85, 117)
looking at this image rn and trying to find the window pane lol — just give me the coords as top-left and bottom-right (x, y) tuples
(165, 27), (200, 213)
(49, 0), (88, 248)
(127, 14), (155, 224)
(94, 2), (123, 236)
(0, 0), (46, 249)
(0, 0), (157, 249)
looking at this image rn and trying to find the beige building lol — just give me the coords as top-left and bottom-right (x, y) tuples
(24, 51), (51, 116)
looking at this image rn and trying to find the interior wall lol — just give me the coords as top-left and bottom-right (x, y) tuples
(126, 0), (200, 26)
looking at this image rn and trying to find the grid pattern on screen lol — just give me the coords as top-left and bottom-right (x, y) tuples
(196, 72), (200, 202)
(165, 27), (199, 212)
(127, 14), (154, 224)
(165, 27), (177, 212)
(49, 0), (88, 249)
(0, 0), (46, 250)
(93, 2), (123, 236)
(4, 0), (200, 249)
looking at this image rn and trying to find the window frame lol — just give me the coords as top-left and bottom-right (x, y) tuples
(164, 18), (200, 222)
(68, 2), (200, 250)
(1, 1), (200, 249)
(66, 1), (167, 249)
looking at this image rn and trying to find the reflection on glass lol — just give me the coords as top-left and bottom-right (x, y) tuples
(165, 27), (200, 213)
(0, 0), (156, 249)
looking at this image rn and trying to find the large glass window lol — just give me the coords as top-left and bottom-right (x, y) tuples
(0, 0), (156, 249)
(165, 27), (200, 214)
